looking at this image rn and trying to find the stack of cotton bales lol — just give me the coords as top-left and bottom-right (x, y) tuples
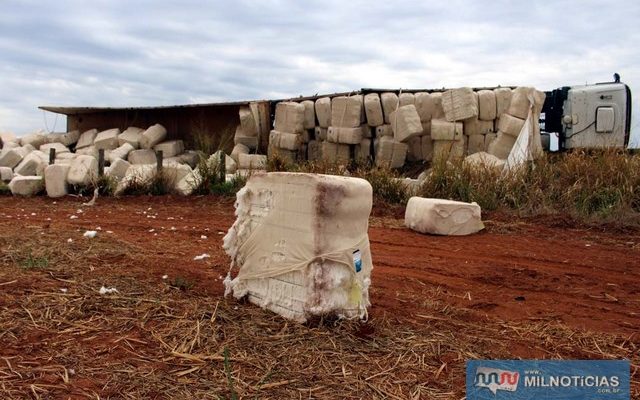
(324, 95), (366, 164)
(464, 90), (497, 155)
(488, 87), (546, 159)
(268, 101), (305, 164)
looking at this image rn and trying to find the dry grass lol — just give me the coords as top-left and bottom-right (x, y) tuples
(0, 230), (637, 399)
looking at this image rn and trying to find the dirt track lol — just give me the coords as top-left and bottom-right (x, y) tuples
(0, 195), (638, 398)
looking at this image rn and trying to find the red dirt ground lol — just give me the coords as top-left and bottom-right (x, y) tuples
(1, 195), (638, 336)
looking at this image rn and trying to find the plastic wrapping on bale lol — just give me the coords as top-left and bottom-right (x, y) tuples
(275, 102), (305, 133)
(363, 93), (384, 127)
(498, 114), (526, 137)
(477, 90), (497, 121)
(464, 151), (505, 172)
(106, 158), (131, 181)
(441, 87), (478, 122)
(222, 172), (374, 323)
(14, 152), (47, 177)
(331, 96), (363, 128)
(389, 105), (422, 142)
(107, 143), (135, 163)
(380, 92), (398, 124)
(314, 97), (331, 128)
(507, 87), (546, 119)
(405, 197), (484, 236)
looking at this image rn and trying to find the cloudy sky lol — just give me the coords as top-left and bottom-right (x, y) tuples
(1, 0), (638, 146)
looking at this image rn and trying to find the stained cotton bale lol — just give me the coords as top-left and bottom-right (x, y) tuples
(239, 106), (259, 136)
(380, 92), (398, 124)
(431, 120), (463, 141)
(327, 126), (365, 145)
(364, 93), (384, 127)
(76, 129), (98, 149)
(441, 87), (478, 122)
(331, 96), (363, 128)
(67, 155), (98, 186)
(94, 128), (121, 150)
(301, 100), (316, 130)
(44, 164), (70, 198)
(405, 197), (484, 236)
(118, 127), (144, 148)
(374, 136), (408, 168)
(415, 92), (435, 122)
(487, 132), (517, 159)
(106, 158), (131, 181)
(14, 152), (47, 176)
(128, 149), (157, 165)
(389, 105), (422, 142)
(270, 130), (301, 151)
(494, 87), (512, 117)
(0, 166), (14, 181)
(275, 102), (305, 133)
(238, 153), (266, 170)
(320, 141), (350, 164)
(139, 124), (167, 149)
(9, 176), (44, 196)
(154, 140), (185, 158)
(477, 90), (497, 121)
(399, 93), (415, 107)
(314, 97), (331, 128)
(467, 134), (485, 155)
(498, 114), (526, 137)
(0, 146), (28, 169)
(107, 143), (135, 163)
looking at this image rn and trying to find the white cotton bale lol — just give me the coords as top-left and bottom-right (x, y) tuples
(327, 126), (365, 145)
(331, 96), (363, 128)
(380, 92), (398, 124)
(421, 135), (433, 162)
(0, 166), (14, 181)
(374, 136), (408, 169)
(399, 93), (415, 107)
(464, 151), (506, 171)
(375, 124), (393, 137)
(94, 128), (121, 150)
(76, 129), (98, 149)
(40, 142), (70, 155)
(467, 134), (485, 155)
(441, 87), (478, 122)
(60, 130), (80, 147)
(66, 155), (98, 186)
(389, 104), (422, 142)
(107, 143), (135, 163)
(76, 145), (98, 158)
(45, 132), (66, 144)
(14, 152), (47, 176)
(301, 100), (316, 130)
(320, 141), (350, 164)
(44, 164), (70, 198)
(139, 124), (167, 149)
(314, 97), (331, 128)
(231, 143), (250, 163)
(477, 90), (497, 121)
(128, 149), (157, 165)
(498, 114), (526, 137)
(106, 158), (131, 181)
(431, 120), (463, 141)
(154, 140), (185, 158)
(20, 132), (47, 149)
(275, 102), (305, 133)
(8, 176), (44, 196)
(414, 92), (435, 122)
(363, 93), (384, 127)
(430, 92), (445, 119)
(239, 106), (258, 136)
(484, 132), (497, 151)
(0, 146), (28, 169)
(118, 127), (144, 149)
(405, 197), (484, 236)
(487, 132), (517, 159)
(406, 136), (423, 162)
(238, 153), (266, 170)
(223, 172), (373, 322)
(355, 138), (371, 162)
(270, 130), (301, 151)
(494, 88), (512, 117)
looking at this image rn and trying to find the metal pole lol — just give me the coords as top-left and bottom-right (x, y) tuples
(98, 149), (105, 176)
(156, 150), (163, 173)
(49, 148), (56, 165)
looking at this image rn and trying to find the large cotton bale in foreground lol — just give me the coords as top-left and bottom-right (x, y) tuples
(9, 176), (44, 196)
(223, 172), (373, 323)
(405, 197), (484, 236)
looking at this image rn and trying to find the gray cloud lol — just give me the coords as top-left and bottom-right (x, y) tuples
(0, 0), (638, 146)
